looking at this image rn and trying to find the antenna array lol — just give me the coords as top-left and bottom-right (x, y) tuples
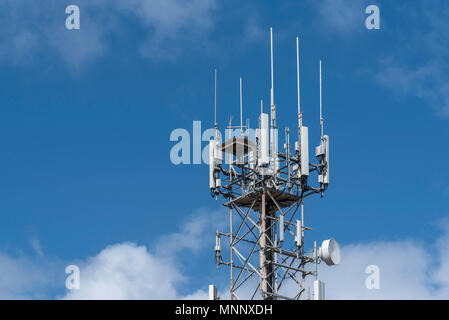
(209, 28), (339, 300)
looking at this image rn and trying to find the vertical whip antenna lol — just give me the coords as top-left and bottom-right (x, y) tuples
(319, 60), (324, 138)
(297, 37), (302, 135)
(240, 77), (243, 135)
(214, 68), (218, 139)
(269, 27), (279, 181)
(270, 27), (276, 128)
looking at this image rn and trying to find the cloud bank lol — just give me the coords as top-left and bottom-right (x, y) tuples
(1, 211), (449, 299)
(0, 208), (221, 300)
(63, 208), (223, 299)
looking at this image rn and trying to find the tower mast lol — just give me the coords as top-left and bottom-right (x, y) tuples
(209, 28), (339, 301)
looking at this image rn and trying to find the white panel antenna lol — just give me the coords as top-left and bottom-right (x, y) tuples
(318, 135), (329, 185)
(215, 232), (221, 255)
(270, 127), (278, 175)
(313, 280), (325, 300)
(295, 219), (302, 246)
(259, 112), (270, 165)
(209, 140), (216, 189)
(300, 126), (309, 177)
(279, 214), (284, 242)
(214, 139), (223, 165)
(209, 284), (219, 300)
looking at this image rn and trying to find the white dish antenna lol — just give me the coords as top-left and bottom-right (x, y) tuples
(319, 238), (341, 266)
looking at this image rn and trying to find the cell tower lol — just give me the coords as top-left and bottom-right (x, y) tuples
(209, 28), (340, 300)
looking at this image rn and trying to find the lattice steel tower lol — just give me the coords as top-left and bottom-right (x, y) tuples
(208, 28), (340, 301)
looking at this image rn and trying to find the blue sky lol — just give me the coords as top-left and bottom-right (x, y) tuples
(0, 0), (449, 299)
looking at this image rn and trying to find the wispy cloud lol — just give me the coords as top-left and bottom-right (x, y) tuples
(316, 0), (367, 34)
(116, 0), (217, 61)
(311, 0), (449, 118)
(373, 2), (449, 118)
(242, 17), (265, 44)
(0, 1), (105, 68)
(0, 0), (217, 68)
(376, 59), (449, 117)
(30, 237), (44, 259)
(155, 208), (225, 256)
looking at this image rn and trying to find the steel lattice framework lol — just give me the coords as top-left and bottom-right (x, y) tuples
(213, 131), (328, 300)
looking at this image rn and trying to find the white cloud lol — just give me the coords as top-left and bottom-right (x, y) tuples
(63, 243), (184, 299)
(63, 208), (225, 299)
(3, 210), (449, 300)
(181, 289), (209, 300)
(318, 240), (435, 299)
(30, 237), (45, 259)
(0, 208), (224, 300)
(318, 218), (449, 299)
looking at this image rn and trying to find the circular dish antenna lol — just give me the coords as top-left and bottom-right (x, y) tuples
(319, 238), (341, 266)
